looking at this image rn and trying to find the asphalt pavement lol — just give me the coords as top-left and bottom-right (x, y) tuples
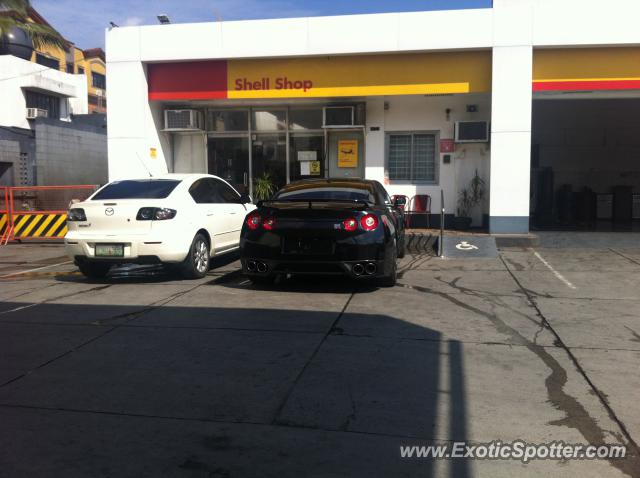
(0, 234), (639, 477)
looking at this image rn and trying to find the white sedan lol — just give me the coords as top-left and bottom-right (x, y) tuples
(65, 174), (255, 279)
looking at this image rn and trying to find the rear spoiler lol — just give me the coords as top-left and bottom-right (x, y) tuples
(258, 198), (372, 209)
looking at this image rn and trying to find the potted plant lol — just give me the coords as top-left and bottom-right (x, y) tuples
(453, 170), (485, 230)
(253, 172), (276, 201)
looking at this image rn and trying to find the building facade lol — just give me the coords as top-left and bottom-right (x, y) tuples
(26, 9), (107, 114)
(106, 0), (640, 233)
(0, 8), (107, 187)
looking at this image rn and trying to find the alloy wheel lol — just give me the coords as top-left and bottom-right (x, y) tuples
(194, 239), (209, 273)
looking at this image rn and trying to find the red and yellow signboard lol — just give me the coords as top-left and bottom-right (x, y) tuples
(148, 51), (492, 101)
(533, 47), (640, 92)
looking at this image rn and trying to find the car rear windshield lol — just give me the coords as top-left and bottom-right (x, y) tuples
(92, 180), (181, 200)
(274, 183), (377, 204)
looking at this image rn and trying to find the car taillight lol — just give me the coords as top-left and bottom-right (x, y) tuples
(360, 214), (379, 231)
(246, 211), (261, 230)
(262, 216), (276, 230)
(136, 207), (176, 221)
(342, 217), (358, 232)
(154, 208), (177, 220)
(67, 208), (86, 221)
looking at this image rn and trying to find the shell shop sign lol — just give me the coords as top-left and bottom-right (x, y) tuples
(235, 77), (313, 93)
(147, 51), (491, 101)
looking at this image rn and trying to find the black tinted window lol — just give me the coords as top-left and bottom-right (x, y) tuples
(189, 179), (216, 204)
(93, 180), (180, 200)
(275, 181), (377, 204)
(375, 182), (392, 205)
(213, 179), (240, 203)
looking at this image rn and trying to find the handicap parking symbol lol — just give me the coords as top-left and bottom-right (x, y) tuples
(455, 241), (479, 251)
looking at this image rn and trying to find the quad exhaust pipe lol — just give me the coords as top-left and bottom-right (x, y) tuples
(365, 263), (377, 275)
(352, 263), (364, 276)
(247, 260), (257, 272)
(256, 262), (268, 273)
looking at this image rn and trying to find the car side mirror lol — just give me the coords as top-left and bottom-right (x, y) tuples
(393, 196), (407, 207)
(239, 193), (252, 204)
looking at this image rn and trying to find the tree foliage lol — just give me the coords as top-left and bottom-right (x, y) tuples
(0, 0), (67, 51)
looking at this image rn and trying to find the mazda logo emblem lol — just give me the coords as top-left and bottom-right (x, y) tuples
(105, 207), (114, 216)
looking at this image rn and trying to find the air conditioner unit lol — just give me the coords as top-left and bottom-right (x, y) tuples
(164, 109), (204, 131)
(323, 106), (355, 127)
(26, 108), (48, 119)
(454, 121), (489, 143)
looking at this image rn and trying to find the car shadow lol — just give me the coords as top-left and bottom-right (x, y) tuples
(0, 302), (472, 477)
(213, 273), (380, 295)
(55, 251), (241, 285)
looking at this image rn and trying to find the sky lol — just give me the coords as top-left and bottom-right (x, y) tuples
(33, 0), (492, 50)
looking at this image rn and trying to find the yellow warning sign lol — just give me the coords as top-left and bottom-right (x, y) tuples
(338, 140), (358, 168)
(310, 161), (321, 175)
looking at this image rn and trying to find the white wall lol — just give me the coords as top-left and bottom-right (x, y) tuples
(173, 133), (206, 174)
(532, 0), (640, 47)
(106, 61), (168, 180)
(488, 0), (534, 233)
(371, 94), (491, 225)
(0, 55), (87, 130)
(107, 9), (493, 63)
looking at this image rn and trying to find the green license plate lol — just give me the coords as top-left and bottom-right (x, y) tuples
(95, 244), (124, 257)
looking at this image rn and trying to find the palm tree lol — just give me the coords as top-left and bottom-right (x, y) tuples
(0, 0), (66, 51)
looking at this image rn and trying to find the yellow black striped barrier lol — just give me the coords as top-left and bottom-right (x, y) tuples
(0, 212), (67, 240)
(0, 213), (7, 236)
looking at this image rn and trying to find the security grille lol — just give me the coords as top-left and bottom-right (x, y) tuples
(387, 133), (437, 182)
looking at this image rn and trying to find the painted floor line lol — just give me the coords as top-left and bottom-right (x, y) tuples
(0, 260), (72, 279)
(533, 251), (577, 290)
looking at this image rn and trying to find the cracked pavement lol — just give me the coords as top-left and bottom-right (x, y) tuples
(0, 236), (639, 477)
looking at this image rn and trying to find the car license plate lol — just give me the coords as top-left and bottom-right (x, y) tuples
(283, 238), (333, 255)
(95, 243), (124, 257)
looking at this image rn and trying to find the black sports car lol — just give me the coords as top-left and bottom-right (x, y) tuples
(239, 179), (406, 286)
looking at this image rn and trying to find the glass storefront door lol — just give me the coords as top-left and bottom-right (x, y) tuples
(251, 134), (287, 200)
(289, 134), (324, 182)
(207, 137), (250, 194)
(203, 106), (363, 200)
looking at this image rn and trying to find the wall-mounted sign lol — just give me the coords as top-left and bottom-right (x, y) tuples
(338, 140), (358, 168)
(310, 161), (321, 175)
(150, 147), (157, 159)
(298, 151), (317, 162)
(533, 47), (640, 92)
(440, 139), (455, 153)
(147, 51), (492, 100)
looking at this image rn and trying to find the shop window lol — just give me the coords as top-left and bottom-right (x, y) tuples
(289, 108), (323, 130)
(290, 135), (324, 181)
(252, 110), (286, 131)
(386, 133), (437, 183)
(25, 90), (60, 119)
(207, 110), (248, 132)
(35, 53), (60, 70)
(78, 66), (85, 75)
(66, 63), (74, 74)
(92, 72), (106, 89)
